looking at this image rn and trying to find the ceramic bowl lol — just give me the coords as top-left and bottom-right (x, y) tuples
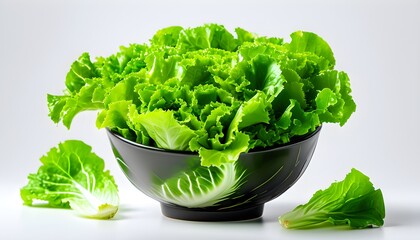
(106, 126), (321, 221)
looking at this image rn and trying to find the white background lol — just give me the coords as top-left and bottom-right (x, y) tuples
(1, 0), (419, 239)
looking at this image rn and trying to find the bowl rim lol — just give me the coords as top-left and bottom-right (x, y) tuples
(106, 125), (322, 156)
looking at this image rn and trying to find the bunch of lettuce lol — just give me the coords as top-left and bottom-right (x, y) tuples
(48, 24), (356, 167)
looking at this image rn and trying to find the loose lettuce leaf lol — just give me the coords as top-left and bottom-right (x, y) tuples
(279, 168), (385, 229)
(20, 140), (119, 219)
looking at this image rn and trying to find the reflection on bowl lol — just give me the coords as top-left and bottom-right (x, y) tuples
(106, 126), (321, 221)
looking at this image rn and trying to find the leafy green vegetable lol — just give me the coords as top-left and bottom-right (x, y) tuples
(279, 168), (385, 229)
(48, 24), (356, 167)
(133, 109), (196, 151)
(21, 140), (119, 219)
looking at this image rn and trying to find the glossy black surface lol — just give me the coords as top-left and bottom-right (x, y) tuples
(106, 127), (321, 221)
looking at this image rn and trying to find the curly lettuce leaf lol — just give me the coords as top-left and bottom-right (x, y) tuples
(20, 140), (119, 219)
(65, 52), (99, 93)
(177, 23), (238, 52)
(313, 71), (356, 126)
(191, 92), (269, 167)
(145, 52), (181, 84)
(272, 68), (306, 115)
(96, 100), (137, 141)
(48, 44), (150, 129)
(151, 26), (184, 47)
(282, 99), (320, 137)
(189, 102), (251, 167)
(287, 31), (336, 68)
(48, 53), (103, 128)
(228, 54), (285, 101)
(131, 109), (196, 151)
(198, 132), (249, 167)
(47, 85), (104, 129)
(235, 92), (271, 130)
(279, 168), (385, 229)
(234, 27), (256, 45)
(95, 44), (148, 83)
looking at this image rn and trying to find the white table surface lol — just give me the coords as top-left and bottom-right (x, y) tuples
(1, 0), (419, 239)
(1, 183), (420, 240)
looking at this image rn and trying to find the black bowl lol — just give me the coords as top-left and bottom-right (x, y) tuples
(106, 126), (321, 221)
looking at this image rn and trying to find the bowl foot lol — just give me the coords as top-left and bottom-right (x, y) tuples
(160, 203), (264, 221)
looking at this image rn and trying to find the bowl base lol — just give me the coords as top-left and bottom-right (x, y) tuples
(160, 204), (264, 222)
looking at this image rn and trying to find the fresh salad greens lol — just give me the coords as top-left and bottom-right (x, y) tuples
(48, 24), (356, 167)
(279, 168), (385, 229)
(21, 140), (119, 219)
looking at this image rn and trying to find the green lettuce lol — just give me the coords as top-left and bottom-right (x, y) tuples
(279, 168), (385, 229)
(133, 109), (196, 151)
(21, 140), (119, 219)
(48, 24), (356, 167)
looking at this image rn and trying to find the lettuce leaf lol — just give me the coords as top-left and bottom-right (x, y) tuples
(177, 23), (238, 52)
(65, 52), (99, 93)
(197, 132), (249, 167)
(48, 53), (104, 129)
(20, 140), (119, 219)
(132, 109), (196, 151)
(279, 168), (385, 229)
(287, 30), (335, 68)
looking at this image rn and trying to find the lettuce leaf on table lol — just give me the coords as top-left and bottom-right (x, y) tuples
(21, 140), (119, 219)
(279, 168), (385, 229)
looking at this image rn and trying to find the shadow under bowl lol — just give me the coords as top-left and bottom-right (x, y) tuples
(106, 126), (321, 221)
